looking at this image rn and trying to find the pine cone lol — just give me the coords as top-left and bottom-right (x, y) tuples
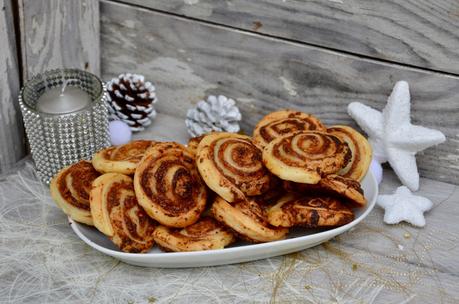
(106, 73), (157, 132)
(186, 95), (242, 137)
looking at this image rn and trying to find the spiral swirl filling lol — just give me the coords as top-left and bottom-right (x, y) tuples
(107, 181), (155, 244)
(58, 162), (99, 210)
(260, 118), (322, 143)
(278, 196), (353, 227)
(140, 155), (202, 216)
(210, 137), (271, 194)
(272, 132), (346, 166)
(328, 127), (360, 175)
(281, 196), (344, 211)
(109, 140), (152, 161)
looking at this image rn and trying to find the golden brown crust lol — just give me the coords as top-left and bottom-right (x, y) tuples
(262, 131), (350, 184)
(153, 217), (236, 252)
(134, 142), (207, 228)
(50, 160), (100, 225)
(253, 110), (326, 149)
(266, 194), (354, 228)
(187, 135), (206, 157)
(211, 196), (288, 242)
(284, 174), (366, 207)
(196, 132), (273, 202)
(92, 140), (155, 175)
(90, 173), (156, 253)
(327, 125), (372, 181)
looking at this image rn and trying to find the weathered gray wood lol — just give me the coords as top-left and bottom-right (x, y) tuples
(115, 0), (459, 75)
(100, 1), (459, 185)
(132, 112), (189, 144)
(19, 0), (100, 79)
(0, 0), (26, 173)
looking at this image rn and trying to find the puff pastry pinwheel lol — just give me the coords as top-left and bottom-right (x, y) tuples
(253, 110), (326, 149)
(90, 173), (156, 253)
(327, 125), (372, 181)
(196, 132), (273, 202)
(262, 131), (350, 184)
(50, 160), (100, 225)
(284, 174), (366, 207)
(211, 196), (288, 242)
(153, 217), (236, 252)
(266, 194), (354, 228)
(134, 142), (207, 228)
(92, 140), (155, 175)
(187, 135), (205, 157)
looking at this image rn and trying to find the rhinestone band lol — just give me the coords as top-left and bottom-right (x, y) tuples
(19, 69), (110, 184)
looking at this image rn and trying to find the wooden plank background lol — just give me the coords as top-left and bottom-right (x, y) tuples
(100, 0), (459, 185)
(113, 0), (459, 75)
(18, 0), (101, 79)
(0, 0), (25, 174)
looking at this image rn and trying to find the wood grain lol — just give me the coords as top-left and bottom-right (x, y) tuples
(100, 1), (459, 185)
(115, 0), (459, 75)
(19, 0), (100, 79)
(0, 0), (26, 173)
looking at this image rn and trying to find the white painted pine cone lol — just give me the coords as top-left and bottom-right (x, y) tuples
(186, 95), (242, 137)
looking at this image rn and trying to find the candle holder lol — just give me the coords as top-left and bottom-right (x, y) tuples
(19, 69), (110, 184)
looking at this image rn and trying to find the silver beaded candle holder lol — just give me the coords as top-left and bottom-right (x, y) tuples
(19, 69), (110, 184)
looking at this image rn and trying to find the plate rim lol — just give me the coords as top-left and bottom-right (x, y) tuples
(70, 170), (378, 260)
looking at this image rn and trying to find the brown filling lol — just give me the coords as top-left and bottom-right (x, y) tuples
(57, 161), (99, 210)
(260, 118), (312, 142)
(209, 138), (272, 196)
(236, 200), (270, 226)
(271, 132), (346, 168)
(210, 138), (270, 183)
(110, 140), (152, 161)
(106, 181), (156, 246)
(172, 217), (225, 240)
(141, 157), (202, 216)
(280, 196), (353, 227)
(328, 128), (360, 175)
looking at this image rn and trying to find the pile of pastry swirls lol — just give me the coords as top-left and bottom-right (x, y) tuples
(50, 110), (372, 253)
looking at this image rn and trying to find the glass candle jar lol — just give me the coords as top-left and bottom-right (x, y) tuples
(19, 69), (110, 183)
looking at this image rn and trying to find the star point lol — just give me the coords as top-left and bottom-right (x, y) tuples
(377, 186), (433, 227)
(348, 81), (446, 191)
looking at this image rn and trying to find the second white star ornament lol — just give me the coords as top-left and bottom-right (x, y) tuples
(377, 186), (433, 227)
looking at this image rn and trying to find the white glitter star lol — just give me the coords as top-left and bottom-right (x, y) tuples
(377, 186), (433, 227)
(348, 81), (445, 191)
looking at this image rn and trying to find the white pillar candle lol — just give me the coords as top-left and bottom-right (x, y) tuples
(36, 86), (91, 114)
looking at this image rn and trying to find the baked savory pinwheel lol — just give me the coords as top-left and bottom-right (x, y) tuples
(327, 125), (372, 181)
(50, 160), (100, 225)
(49, 107), (371, 254)
(153, 217), (235, 252)
(92, 140), (155, 175)
(196, 132), (273, 202)
(266, 194), (354, 228)
(283, 174), (366, 207)
(262, 131), (350, 184)
(90, 173), (156, 253)
(187, 135), (205, 157)
(134, 142), (207, 227)
(211, 196), (288, 242)
(253, 110), (326, 149)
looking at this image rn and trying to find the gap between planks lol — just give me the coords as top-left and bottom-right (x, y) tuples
(107, 0), (459, 79)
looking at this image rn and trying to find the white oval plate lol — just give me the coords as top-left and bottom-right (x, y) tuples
(70, 171), (378, 268)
